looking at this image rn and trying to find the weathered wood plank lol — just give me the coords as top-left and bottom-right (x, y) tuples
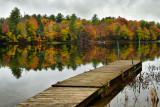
(16, 87), (99, 107)
(17, 60), (142, 107)
(53, 60), (140, 87)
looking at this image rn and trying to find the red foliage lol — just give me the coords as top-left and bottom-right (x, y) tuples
(96, 24), (106, 37)
(30, 17), (38, 30)
(116, 18), (128, 25)
(84, 25), (96, 40)
(2, 21), (10, 34)
(108, 29), (114, 37)
(3, 55), (11, 65)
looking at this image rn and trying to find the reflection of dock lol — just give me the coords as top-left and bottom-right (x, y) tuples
(17, 60), (142, 107)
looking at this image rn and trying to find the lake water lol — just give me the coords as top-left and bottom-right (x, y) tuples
(0, 42), (160, 107)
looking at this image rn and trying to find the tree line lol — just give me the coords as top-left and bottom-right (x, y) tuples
(1, 7), (160, 43)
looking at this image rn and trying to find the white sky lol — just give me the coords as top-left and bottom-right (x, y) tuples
(0, 0), (160, 22)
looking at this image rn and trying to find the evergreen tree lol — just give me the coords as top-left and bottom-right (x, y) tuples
(114, 24), (121, 40)
(69, 14), (77, 41)
(24, 14), (30, 19)
(49, 14), (55, 21)
(156, 22), (160, 29)
(0, 18), (4, 35)
(92, 14), (99, 25)
(43, 14), (48, 19)
(9, 7), (21, 27)
(56, 13), (64, 23)
(69, 14), (77, 32)
(65, 15), (70, 20)
(0, 24), (2, 35)
(8, 7), (21, 36)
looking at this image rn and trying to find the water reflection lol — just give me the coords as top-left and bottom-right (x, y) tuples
(91, 58), (160, 107)
(1, 43), (160, 79)
(0, 43), (160, 106)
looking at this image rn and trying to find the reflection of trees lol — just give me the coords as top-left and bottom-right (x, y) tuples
(69, 53), (77, 70)
(92, 59), (100, 69)
(1, 43), (160, 78)
(9, 57), (22, 79)
(11, 67), (22, 79)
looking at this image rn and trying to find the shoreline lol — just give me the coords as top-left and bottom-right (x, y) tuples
(1, 40), (160, 46)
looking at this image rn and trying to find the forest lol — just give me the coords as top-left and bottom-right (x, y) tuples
(1, 7), (160, 43)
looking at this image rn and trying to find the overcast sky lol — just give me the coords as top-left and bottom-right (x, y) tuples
(1, 0), (160, 22)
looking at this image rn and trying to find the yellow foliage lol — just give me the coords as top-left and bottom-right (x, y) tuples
(44, 21), (57, 40)
(60, 27), (69, 41)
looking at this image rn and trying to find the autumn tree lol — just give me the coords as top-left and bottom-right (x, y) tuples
(116, 18), (128, 25)
(118, 25), (133, 40)
(143, 27), (150, 41)
(96, 24), (106, 40)
(44, 21), (57, 41)
(84, 24), (96, 40)
(105, 24), (114, 40)
(103, 19), (115, 25)
(2, 20), (18, 42)
(0, 18), (5, 35)
(60, 27), (69, 41)
(135, 27), (143, 40)
(17, 22), (27, 41)
(150, 26), (160, 40)
(2, 21), (10, 34)
(26, 17), (38, 41)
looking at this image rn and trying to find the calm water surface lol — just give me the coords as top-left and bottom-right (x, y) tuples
(0, 43), (160, 107)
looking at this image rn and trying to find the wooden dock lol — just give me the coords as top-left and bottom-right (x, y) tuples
(17, 60), (142, 107)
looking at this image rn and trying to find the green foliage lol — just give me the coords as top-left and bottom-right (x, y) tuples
(0, 23), (2, 35)
(55, 24), (61, 32)
(9, 7), (21, 27)
(118, 25), (131, 40)
(49, 14), (55, 21)
(60, 27), (69, 41)
(69, 14), (76, 33)
(114, 24), (121, 40)
(143, 28), (150, 40)
(65, 15), (70, 20)
(92, 14), (100, 25)
(136, 27), (143, 40)
(56, 13), (64, 23)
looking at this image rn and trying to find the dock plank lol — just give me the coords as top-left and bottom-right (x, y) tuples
(17, 60), (142, 107)
(17, 87), (99, 107)
(53, 60), (140, 87)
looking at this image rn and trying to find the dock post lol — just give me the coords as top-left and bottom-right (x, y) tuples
(139, 38), (141, 61)
(117, 40), (119, 60)
(106, 58), (108, 65)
